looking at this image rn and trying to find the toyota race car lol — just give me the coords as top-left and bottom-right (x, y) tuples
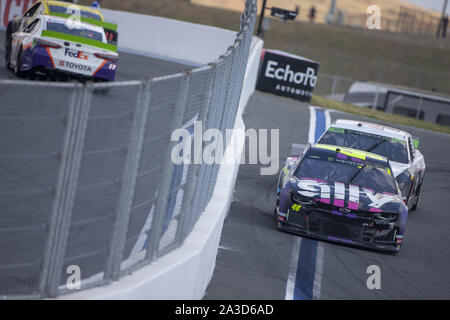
(275, 144), (408, 252)
(5, 1), (118, 44)
(317, 120), (426, 211)
(5, 1), (118, 82)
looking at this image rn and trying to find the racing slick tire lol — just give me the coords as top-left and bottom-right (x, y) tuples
(410, 182), (422, 211)
(5, 38), (12, 70)
(274, 206), (283, 230)
(14, 47), (27, 78)
(4, 22), (16, 70)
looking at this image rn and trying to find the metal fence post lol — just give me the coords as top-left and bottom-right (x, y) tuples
(372, 82), (380, 109)
(416, 96), (423, 120)
(196, 52), (233, 219)
(39, 83), (92, 297)
(175, 66), (216, 244)
(145, 73), (191, 261)
(104, 81), (152, 281)
(331, 76), (338, 96)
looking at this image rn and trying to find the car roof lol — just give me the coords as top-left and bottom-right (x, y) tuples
(331, 119), (410, 141)
(42, 0), (104, 21)
(311, 144), (389, 164)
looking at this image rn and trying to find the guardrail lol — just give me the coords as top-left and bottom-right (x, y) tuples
(0, 0), (258, 299)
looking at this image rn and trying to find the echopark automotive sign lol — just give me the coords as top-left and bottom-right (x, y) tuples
(256, 49), (320, 102)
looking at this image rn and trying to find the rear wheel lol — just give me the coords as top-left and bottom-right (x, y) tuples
(5, 22), (17, 70)
(14, 47), (27, 78)
(5, 38), (12, 69)
(14, 47), (22, 77)
(410, 182), (422, 211)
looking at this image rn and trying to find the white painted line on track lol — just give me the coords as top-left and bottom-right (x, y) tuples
(325, 109), (332, 131)
(313, 241), (325, 300)
(308, 106), (317, 144)
(285, 237), (302, 300)
(285, 106), (330, 300)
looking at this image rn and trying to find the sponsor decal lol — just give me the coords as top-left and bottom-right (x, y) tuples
(64, 48), (88, 60)
(59, 60), (92, 72)
(296, 179), (398, 210)
(256, 50), (320, 102)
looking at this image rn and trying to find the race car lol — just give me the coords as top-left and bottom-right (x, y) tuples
(5, 1), (118, 82)
(317, 119), (426, 211)
(5, 0), (118, 43)
(275, 144), (408, 252)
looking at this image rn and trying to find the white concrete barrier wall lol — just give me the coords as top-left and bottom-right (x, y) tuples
(101, 8), (238, 66)
(57, 12), (263, 299)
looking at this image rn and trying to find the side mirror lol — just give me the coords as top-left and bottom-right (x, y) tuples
(412, 137), (420, 149)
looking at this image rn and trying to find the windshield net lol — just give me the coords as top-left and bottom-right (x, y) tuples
(49, 5), (102, 21)
(294, 152), (397, 194)
(318, 128), (409, 163)
(46, 21), (103, 42)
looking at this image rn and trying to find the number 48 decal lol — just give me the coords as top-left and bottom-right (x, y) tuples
(291, 204), (302, 212)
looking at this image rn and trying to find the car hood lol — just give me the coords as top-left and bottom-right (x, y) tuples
(291, 177), (405, 213)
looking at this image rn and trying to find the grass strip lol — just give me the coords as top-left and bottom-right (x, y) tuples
(311, 95), (450, 135)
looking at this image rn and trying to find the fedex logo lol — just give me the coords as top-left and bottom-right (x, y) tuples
(64, 48), (88, 60)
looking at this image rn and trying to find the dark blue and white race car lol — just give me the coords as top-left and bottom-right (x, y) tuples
(275, 143), (408, 252)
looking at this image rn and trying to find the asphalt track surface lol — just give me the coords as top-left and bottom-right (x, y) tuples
(204, 91), (450, 299)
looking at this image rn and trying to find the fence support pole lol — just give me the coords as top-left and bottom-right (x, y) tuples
(175, 66), (216, 244)
(104, 81), (152, 281)
(39, 84), (92, 297)
(145, 73), (191, 261)
(416, 96), (423, 120)
(331, 76), (338, 96)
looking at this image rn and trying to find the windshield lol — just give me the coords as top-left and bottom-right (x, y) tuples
(49, 5), (102, 21)
(46, 21), (103, 42)
(294, 154), (397, 194)
(318, 128), (409, 163)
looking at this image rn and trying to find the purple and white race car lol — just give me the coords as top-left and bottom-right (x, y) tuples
(5, 14), (118, 82)
(275, 143), (408, 253)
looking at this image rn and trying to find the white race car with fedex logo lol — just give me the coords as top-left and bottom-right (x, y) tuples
(6, 14), (118, 82)
(317, 119), (426, 211)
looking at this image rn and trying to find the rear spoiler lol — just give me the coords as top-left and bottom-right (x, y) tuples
(41, 30), (117, 52)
